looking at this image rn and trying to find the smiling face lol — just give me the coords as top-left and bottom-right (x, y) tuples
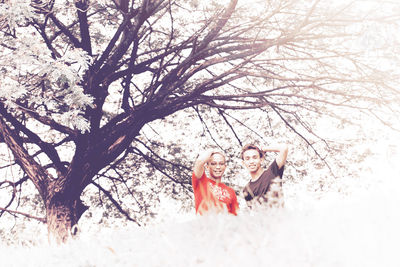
(242, 149), (263, 174)
(206, 153), (226, 180)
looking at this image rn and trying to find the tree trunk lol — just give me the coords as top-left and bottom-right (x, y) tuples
(46, 197), (88, 244)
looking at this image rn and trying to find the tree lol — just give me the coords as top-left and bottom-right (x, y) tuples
(0, 0), (399, 243)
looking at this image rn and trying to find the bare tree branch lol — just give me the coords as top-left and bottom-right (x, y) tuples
(91, 181), (141, 226)
(0, 207), (46, 223)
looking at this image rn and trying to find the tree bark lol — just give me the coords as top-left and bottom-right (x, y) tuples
(46, 197), (88, 244)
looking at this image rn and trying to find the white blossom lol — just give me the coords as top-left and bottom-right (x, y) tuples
(0, 0), (37, 30)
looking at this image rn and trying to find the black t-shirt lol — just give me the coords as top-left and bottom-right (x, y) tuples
(243, 160), (285, 208)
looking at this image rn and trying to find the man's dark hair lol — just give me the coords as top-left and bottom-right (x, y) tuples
(240, 144), (263, 160)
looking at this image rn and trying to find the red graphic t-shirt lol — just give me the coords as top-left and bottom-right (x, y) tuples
(192, 172), (239, 215)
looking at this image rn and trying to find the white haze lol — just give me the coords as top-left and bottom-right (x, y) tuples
(1, 149), (399, 267)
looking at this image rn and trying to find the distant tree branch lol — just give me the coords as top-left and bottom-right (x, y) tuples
(130, 140), (192, 188)
(270, 104), (335, 176)
(218, 109), (243, 147)
(0, 103), (66, 175)
(0, 181), (16, 217)
(194, 107), (225, 150)
(75, 0), (92, 55)
(91, 181), (141, 226)
(221, 110), (270, 142)
(12, 102), (78, 136)
(48, 13), (82, 48)
(0, 207), (46, 223)
(96, 150), (145, 209)
(0, 115), (51, 198)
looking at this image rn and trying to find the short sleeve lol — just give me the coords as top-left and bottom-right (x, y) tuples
(270, 160), (284, 178)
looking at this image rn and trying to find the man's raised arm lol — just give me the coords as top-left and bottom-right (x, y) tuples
(193, 150), (214, 179)
(262, 144), (289, 169)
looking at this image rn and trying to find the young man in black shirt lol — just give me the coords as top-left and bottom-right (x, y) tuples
(241, 143), (289, 209)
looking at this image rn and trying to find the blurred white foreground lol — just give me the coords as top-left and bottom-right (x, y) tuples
(1, 143), (399, 267)
(1, 171), (399, 267)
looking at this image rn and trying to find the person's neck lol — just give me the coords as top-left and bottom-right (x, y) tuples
(209, 176), (221, 183)
(250, 168), (264, 182)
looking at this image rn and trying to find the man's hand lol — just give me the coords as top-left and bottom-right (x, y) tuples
(262, 144), (289, 169)
(193, 149), (214, 179)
